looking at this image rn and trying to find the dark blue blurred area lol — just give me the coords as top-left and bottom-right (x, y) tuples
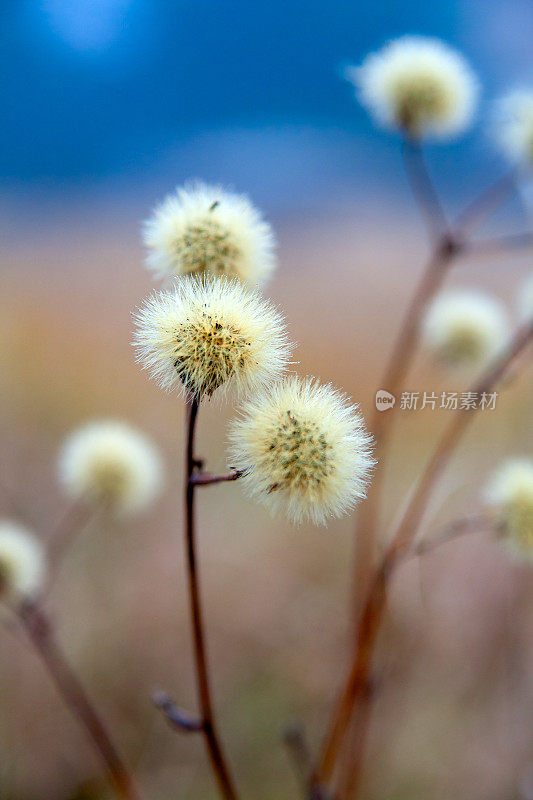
(1, 0), (532, 212)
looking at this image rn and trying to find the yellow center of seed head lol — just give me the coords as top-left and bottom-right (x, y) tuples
(505, 499), (533, 550)
(445, 322), (486, 361)
(395, 76), (450, 132)
(90, 461), (130, 506)
(0, 561), (8, 595)
(265, 410), (334, 494)
(173, 312), (253, 398)
(174, 216), (241, 277)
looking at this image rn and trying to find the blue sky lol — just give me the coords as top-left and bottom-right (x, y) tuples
(2, 0), (532, 213)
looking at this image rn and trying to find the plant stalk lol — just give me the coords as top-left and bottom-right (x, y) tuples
(183, 395), (239, 800)
(19, 601), (142, 800)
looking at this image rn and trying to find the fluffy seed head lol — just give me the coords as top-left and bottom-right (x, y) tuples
(143, 182), (277, 287)
(229, 377), (374, 525)
(59, 421), (163, 516)
(517, 272), (533, 322)
(423, 289), (508, 366)
(495, 91), (533, 169)
(484, 459), (533, 561)
(133, 277), (291, 400)
(0, 521), (45, 602)
(348, 36), (478, 138)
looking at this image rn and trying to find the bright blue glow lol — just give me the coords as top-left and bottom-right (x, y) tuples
(41, 0), (134, 51)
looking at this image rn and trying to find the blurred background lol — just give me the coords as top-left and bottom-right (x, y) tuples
(1, 1), (532, 799)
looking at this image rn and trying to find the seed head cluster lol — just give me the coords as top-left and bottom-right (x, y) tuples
(229, 377), (374, 525)
(143, 182), (276, 286)
(349, 36), (478, 138)
(134, 277), (291, 400)
(485, 459), (533, 561)
(422, 289), (508, 367)
(59, 420), (162, 516)
(0, 521), (45, 602)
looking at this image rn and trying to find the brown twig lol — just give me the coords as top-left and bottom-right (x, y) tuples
(190, 469), (247, 487)
(465, 231), (533, 258)
(18, 601), (142, 800)
(315, 319), (533, 794)
(179, 395), (239, 800)
(335, 678), (375, 800)
(407, 513), (490, 559)
(41, 500), (95, 597)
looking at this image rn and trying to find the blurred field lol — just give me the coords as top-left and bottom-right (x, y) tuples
(1, 200), (532, 800)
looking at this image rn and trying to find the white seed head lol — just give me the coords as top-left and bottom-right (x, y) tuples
(348, 36), (479, 138)
(494, 91), (533, 169)
(229, 377), (374, 525)
(423, 289), (508, 366)
(484, 459), (533, 561)
(133, 276), (292, 400)
(59, 421), (163, 516)
(517, 272), (533, 322)
(143, 182), (277, 287)
(0, 521), (45, 602)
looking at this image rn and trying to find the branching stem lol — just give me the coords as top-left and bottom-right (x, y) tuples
(316, 320), (533, 795)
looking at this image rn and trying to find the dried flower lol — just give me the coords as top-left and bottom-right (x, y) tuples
(143, 182), (276, 286)
(422, 289), (508, 366)
(484, 459), (533, 561)
(495, 91), (533, 169)
(133, 276), (291, 400)
(229, 377), (374, 525)
(0, 521), (45, 602)
(348, 36), (478, 138)
(59, 421), (162, 516)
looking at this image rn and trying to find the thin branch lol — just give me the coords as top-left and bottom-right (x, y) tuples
(41, 500), (95, 597)
(402, 137), (449, 241)
(315, 320), (533, 793)
(18, 601), (143, 800)
(352, 240), (459, 614)
(388, 319), (533, 562)
(190, 469), (247, 487)
(407, 513), (490, 559)
(454, 169), (518, 238)
(465, 231), (533, 258)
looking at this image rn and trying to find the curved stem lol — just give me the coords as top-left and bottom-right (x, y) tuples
(316, 320), (533, 792)
(184, 396), (239, 800)
(18, 602), (142, 800)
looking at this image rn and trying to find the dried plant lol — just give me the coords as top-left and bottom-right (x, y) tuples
(1, 31), (533, 800)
